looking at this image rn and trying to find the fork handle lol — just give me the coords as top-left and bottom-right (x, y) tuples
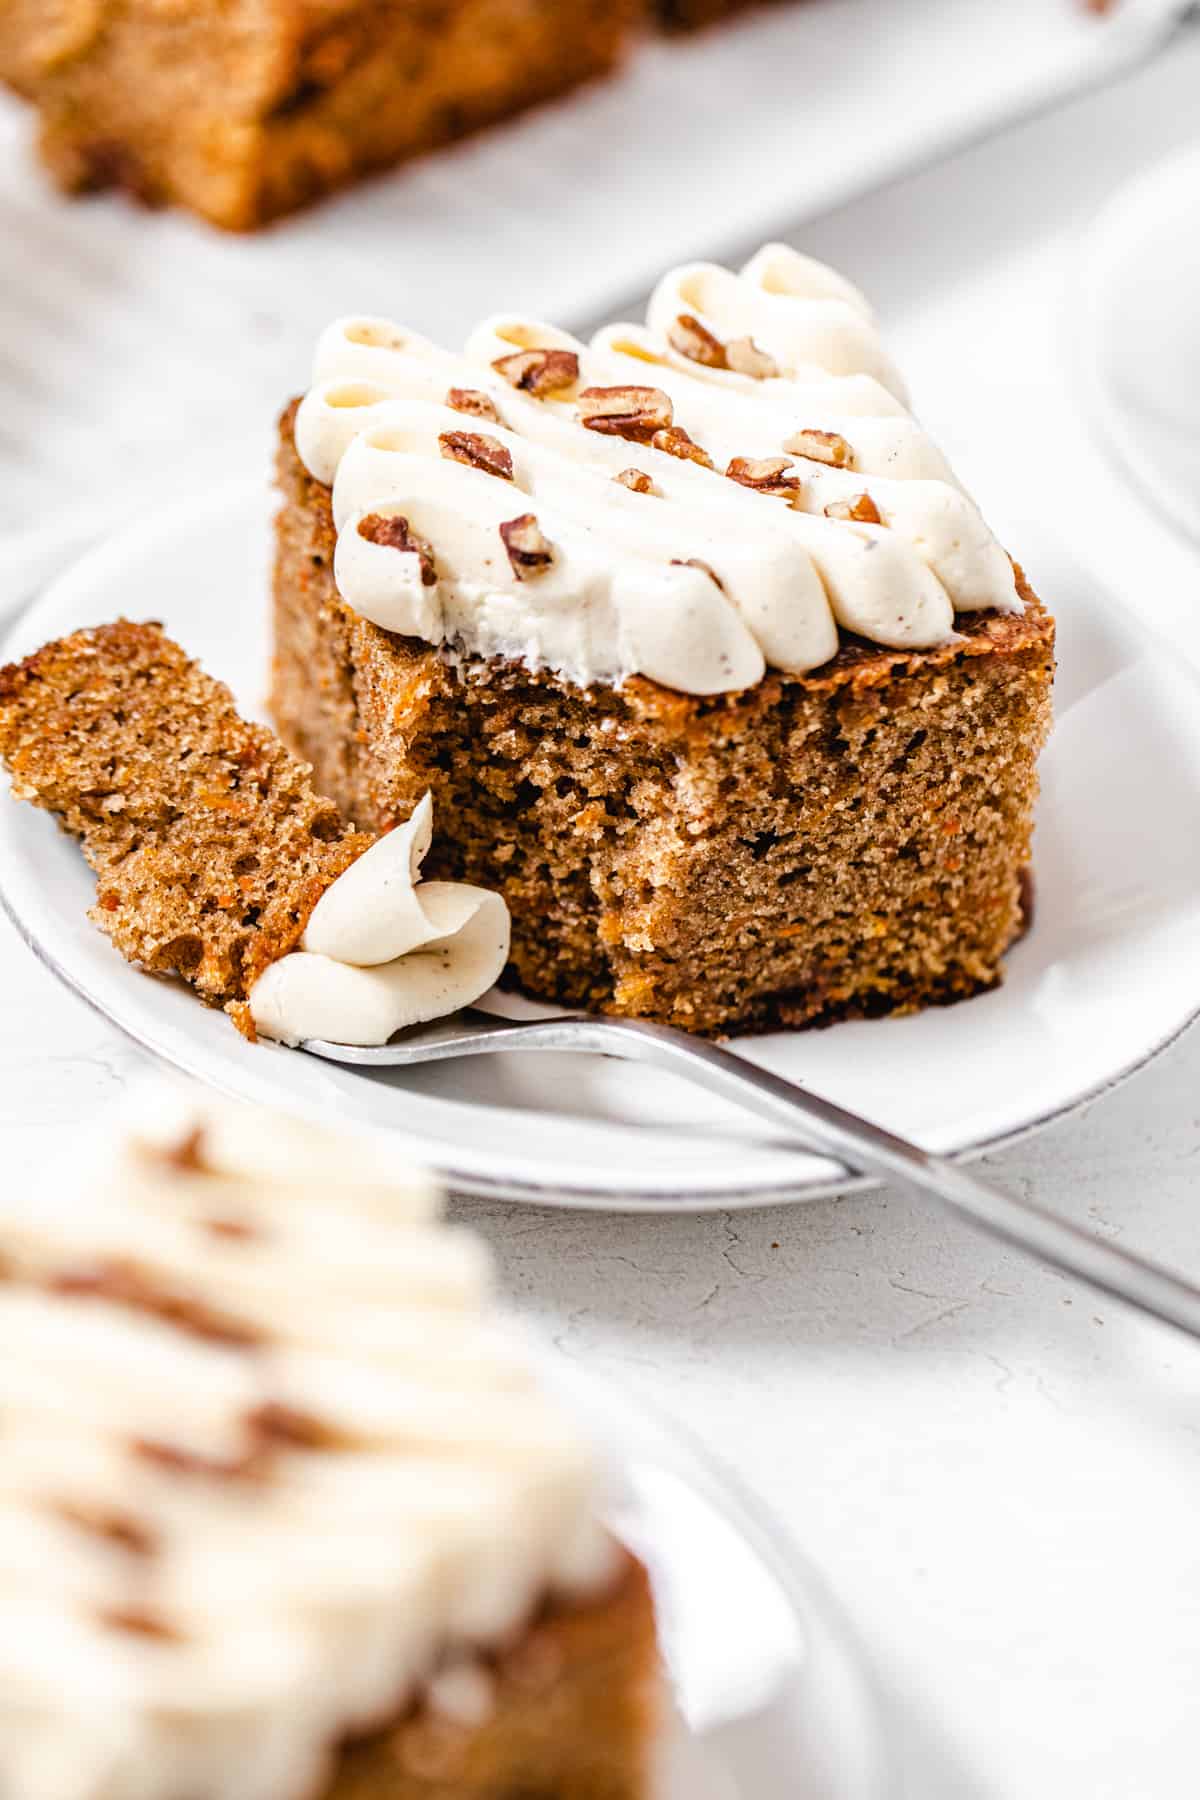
(573, 1016), (1200, 1343)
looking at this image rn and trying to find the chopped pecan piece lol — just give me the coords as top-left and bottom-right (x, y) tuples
(101, 1608), (182, 1643)
(151, 1124), (207, 1172)
(667, 313), (727, 369)
(357, 512), (437, 586)
(50, 1499), (158, 1558)
(133, 1438), (262, 1481)
(445, 386), (501, 422)
(578, 385), (673, 442)
(202, 1215), (259, 1241)
(671, 557), (726, 593)
(725, 455), (804, 499)
(250, 1401), (338, 1449)
(491, 348), (580, 397)
(499, 513), (555, 579)
(49, 1260), (260, 1348)
(651, 425), (714, 469)
(725, 336), (779, 380)
(438, 430), (514, 482)
(614, 468), (657, 496)
(786, 428), (856, 469)
(825, 492), (883, 525)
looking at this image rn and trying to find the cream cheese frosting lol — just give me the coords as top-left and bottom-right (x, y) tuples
(0, 1088), (617, 1800)
(247, 793), (510, 1047)
(294, 243), (1022, 699)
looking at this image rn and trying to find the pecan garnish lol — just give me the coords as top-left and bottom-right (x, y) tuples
(825, 492), (882, 525)
(101, 1608), (181, 1643)
(446, 386), (500, 422)
(357, 512), (437, 586)
(134, 1437), (264, 1482)
(786, 428), (855, 468)
(614, 468), (657, 496)
(726, 336), (778, 380)
(491, 348), (579, 397)
(203, 1215), (259, 1241)
(499, 513), (555, 579)
(651, 425), (714, 469)
(50, 1499), (158, 1558)
(438, 430), (514, 482)
(725, 455), (803, 499)
(153, 1124), (207, 1172)
(250, 1401), (338, 1449)
(671, 557), (726, 593)
(49, 1260), (260, 1349)
(667, 313), (727, 369)
(578, 385), (673, 442)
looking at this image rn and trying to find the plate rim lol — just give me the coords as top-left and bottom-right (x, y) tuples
(4, 481), (1200, 1212)
(7, 875), (1198, 1213)
(564, 1361), (895, 1798)
(1073, 139), (1200, 552)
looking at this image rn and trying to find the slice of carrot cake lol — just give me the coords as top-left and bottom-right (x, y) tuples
(0, 620), (509, 1044)
(270, 241), (1055, 1037)
(0, 1083), (660, 1798)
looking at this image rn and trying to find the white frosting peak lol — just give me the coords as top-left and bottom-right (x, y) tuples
(296, 247), (1022, 697)
(248, 793), (510, 1047)
(645, 255), (910, 401)
(305, 794), (456, 964)
(0, 1089), (615, 1800)
(740, 241), (878, 318)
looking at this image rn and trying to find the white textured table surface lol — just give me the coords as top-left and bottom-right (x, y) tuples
(4, 32), (1200, 1800)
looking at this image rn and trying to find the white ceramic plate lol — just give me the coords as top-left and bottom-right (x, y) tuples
(4, 482), (1200, 1209)
(1076, 142), (1200, 548)
(555, 1361), (889, 1800)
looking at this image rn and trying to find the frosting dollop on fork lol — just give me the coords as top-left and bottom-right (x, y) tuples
(249, 793), (510, 1046)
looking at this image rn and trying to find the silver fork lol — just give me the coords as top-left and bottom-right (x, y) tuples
(303, 1008), (1200, 1343)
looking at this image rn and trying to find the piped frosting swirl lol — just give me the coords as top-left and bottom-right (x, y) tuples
(248, 793), (510, 1047)
(295, 243), (1021, 698)
(0, 1088), (614, 1800)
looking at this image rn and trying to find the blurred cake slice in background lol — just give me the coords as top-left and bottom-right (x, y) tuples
(0, 0), (641, 229)
(0, 1084), (660, 1799)
(271, 241), (1054, 1036)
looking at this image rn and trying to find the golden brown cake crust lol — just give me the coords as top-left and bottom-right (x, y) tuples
(328, 1554), (660, 1800)
(270, 404), (1055, 1037)
(0, 0), (640, 229)
(0, 618), (369, 1019)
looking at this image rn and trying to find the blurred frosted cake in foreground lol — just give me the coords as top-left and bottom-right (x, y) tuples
(271, 242), (1055, 1036)
(0, 1088), (659, 1798)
